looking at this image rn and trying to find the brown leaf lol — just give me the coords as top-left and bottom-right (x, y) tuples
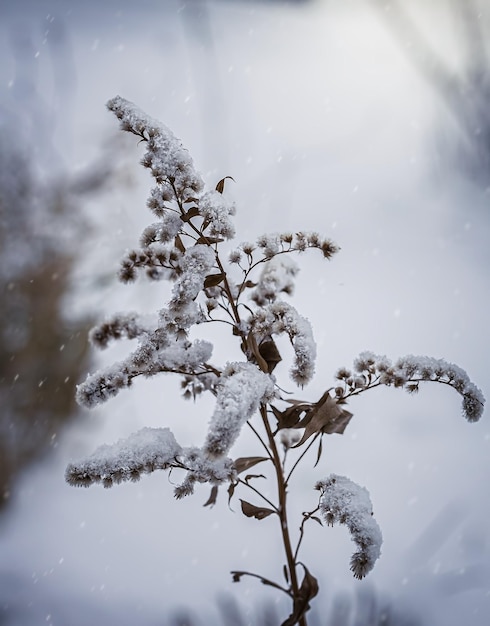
(259, 339), (282, 373)
(322, 407), (353, 435)
(292, 393), (353, 448)
(275, 404), (310, 430)
(244, 473), (266, 483)
(281, 564), (319, 626)
(203, 485), (218, 507)
(196, 235), (224, 245)
(204, 273), (225, 288)
(182, 207), (200, 221)
(240, 499), (275, 520)
(227, 482), (236, 507)
(300, 565), (319, 600)
(313, 436), (323, 468)
(215, 175), (235, 194)
(174, 234), (186, 254)
(246, 332), (269, 373)
(234, 456), (269, 474)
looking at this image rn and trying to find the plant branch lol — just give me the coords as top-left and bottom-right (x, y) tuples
(237, 478), (279, 513)
(246, 421), (274, 461)
(285, 433), (321, 487)
(293, 506), (321, 563)
(230, 570), (292, 597)
(260, 404), (307, 626)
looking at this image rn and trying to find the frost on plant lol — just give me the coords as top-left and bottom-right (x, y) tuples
(316, 475), (382, 580)
(66, 97), (485, 626)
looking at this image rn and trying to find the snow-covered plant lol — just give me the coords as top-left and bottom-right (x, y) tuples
(66, 96), (485, 626)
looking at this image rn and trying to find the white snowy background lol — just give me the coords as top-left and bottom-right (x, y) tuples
(1, 0), (489, 624)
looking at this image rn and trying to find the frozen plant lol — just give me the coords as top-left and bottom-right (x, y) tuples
(66, 97), (485, 626)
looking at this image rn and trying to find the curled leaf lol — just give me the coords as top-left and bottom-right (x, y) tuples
(293, 393), (353, 448)
(204, 273), (226, 288)
(281, 564), (319, 626)
(259, 338), (282, 373)
(182, 206), (200, 221)
(216, 175), (235, 194)
(240, 499), (275, 520)
(233, 456), (269, 474)
(203, 485), (218, 507)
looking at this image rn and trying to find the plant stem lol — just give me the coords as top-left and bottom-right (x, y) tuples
(260, 405), (308, 626)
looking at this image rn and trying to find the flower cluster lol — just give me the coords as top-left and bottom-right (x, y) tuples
(65, 427), (182, 488)
(335, 352), (485, 422)
(231, 231), (339, 263)
(76, 325), (214, 409)
(174, 448), (236, 499)
(204, 362), (275, 459)
(250, 301), (316, 386)
(199, 190), (236, 240)
(107, 96), (204, 199)
(89, 312), (149, 349)
(65, 427), (237, 495)
(316, 474), (382, 580)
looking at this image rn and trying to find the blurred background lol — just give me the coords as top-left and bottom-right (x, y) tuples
(0, 0), (489, 624)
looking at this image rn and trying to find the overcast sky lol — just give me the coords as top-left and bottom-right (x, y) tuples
(1, 1), (489, 624)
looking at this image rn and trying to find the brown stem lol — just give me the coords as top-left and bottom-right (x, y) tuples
(260, 405), (308, 626)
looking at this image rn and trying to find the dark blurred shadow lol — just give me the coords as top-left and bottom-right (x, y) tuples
(370, 0), (490, 189)
(0, 17), (123, 512)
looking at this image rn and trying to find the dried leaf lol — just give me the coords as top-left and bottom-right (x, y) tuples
(259, 339), (282, 373)
(234, 456), (269, 474)
(204, 273), (225, 288)
(227, 482), (236, 507)
(196, 235), (224, 245)
(244, 473), (266, 483)
(183, 197), (199, 204)
(281, 564), (319, 626)
(283, 565), (289, 584)
(299, 565), (319, 603)
(275, 404), (309, 430)
(246, 332), (269, 373)
(203, 485), (218, 507)
(215, 175), (235, 194)
(240, 499), (275, 520)
(182, 206), (200, 221)
(322, 407), (353, 435)
(174, 234), (186, 253)
(313, 437), (323, 468)
(293, 393), (353, 448)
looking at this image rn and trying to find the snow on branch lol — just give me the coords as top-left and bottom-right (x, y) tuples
(76, 336), (214, 408)
(336, 352), (485, 422)
(65, 427), (182, 488)
(204, 362), (275, 459)
(174, 448), (236, 499)
(251, 301), (316, 386)
(316, 474), (382, 580)
(199, 190), (236, 240)
(107, 96), (204, 199)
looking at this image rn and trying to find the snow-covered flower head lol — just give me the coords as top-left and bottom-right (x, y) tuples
(199, 190), (236, 240)
(204, 362), (275, 459)
(316, 474), (382, 580)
